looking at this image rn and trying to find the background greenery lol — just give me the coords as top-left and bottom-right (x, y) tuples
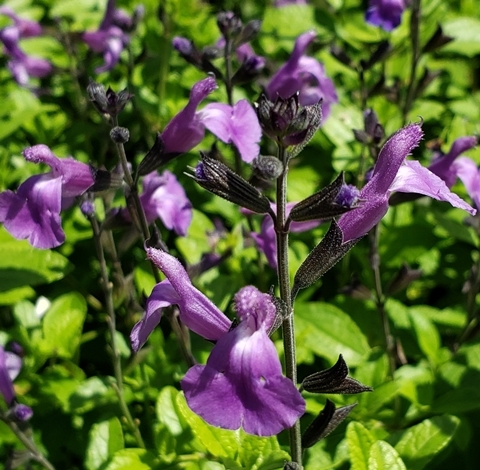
(1, 0), (480, 468)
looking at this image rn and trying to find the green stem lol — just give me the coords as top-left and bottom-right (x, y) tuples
(370, 225), (395, 377)
(0, 414), (56, 470)
(223, 36), (243, 176)
(111, 119), (195, 366)
(276, 146), (302, 466)
(89, 215), (146, 449)
(402, 0), (421, 124)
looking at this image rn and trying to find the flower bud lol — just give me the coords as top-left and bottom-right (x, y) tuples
(10, 403), (33, 422)
(87, 79), (132, 118)
(289, 173), (359, 223)
(252, 155), (284, 181)
(234, 19), (262, 48)
(300, 355), (372, 394)
(301, 400), (356, 449)
(110, 126), (130, 144)
(192, 153), (271, 214)
(217, 11), (242, 39)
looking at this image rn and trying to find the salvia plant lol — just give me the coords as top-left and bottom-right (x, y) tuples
(0, 0), (480, 469)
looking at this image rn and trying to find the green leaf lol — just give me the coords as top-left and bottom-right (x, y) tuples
(156, 386), (185, 436)
(0, 228), (72, 291)
(42, 292), (87, 359)
(394, 415), (460, 470)
(295, 302), (371, 366)
(176, 393), (233, 458)
(360, 381), (399, 416)
(347, 421), (376, 470)
(432, 387), (480, 414)
(408, 309), (441, 364)
(104, 449), (159, 470)
(85, 417), (124, 470)
(442, 18), (480, 57)
(69, 377), (118, 414)
(368, 441), (406, 470)
(0, 89), (41, 140)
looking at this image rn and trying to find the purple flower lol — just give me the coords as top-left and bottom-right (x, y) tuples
(452, 157), (480, 209)
(250, 203), (319, 268)
(0, 345), (32, 421)
(82, 0), (139, 73)
(0, 6), (43, 37)
(266, 31), (337, 117)
(131, 248), (232, 352)
(160, 77), (218, 156)
(365, 0), (406, 31)
(338, 124), (476, 243)
(0, 145), (94, 249)
(160, 76), (262, 163)
(198, 100), (262, 163)
(428, 136), (478, 188)
(0, 17), (52, 86)
(134, 171), (192, 236)
(182, 285), (305, 436)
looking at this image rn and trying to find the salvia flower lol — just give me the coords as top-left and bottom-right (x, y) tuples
(365, 0), (406, 32)
(0, 6), (42, 37)
(428, 136), (478, 188)
(0, 145), (95, 249)
(452, 157), (480, 209)
(0, 345), (32, 421)
(122, 171), (192, 236)
(82, 0), (142, 73)
(337, 124), (476, 243)
(138, 76), (262, 172)
(0, 10), (52, 86)
(266, 31), (337, 117)
(131, 248), (232, 352)
(181, 285), (305, 436)
(197, 100), (262, 163)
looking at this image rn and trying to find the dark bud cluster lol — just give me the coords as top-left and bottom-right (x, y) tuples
(353, 109), (384, 146)
(136, 134), (167, 177)
(292, 220), (359, 299)
(256, 94), (322, 158)
(231, 54), (266, 85)
(110, 126), (130, 144)
(192, 153), (271, 214)
(289, 173), (359, 223)
(300, 355), (372, 394)
(302, 400), (357, 449)
(250, 155), (284, 189)
(217, 12), (261, 49)
(172, 37), (223, 78)
(87, 79), (132, 119)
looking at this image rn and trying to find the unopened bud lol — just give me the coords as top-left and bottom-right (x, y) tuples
(256, 94), (322, 157)
(252, 155), (284, 181)
(87, 79), (132, 117)
(192, 153), (271, 214)
(8, 403), (33, 422)
(217, 11), (242, 38)
(110, 126), (130, 144)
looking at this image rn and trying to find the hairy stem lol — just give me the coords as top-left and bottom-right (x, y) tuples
(276, 146), (302, 466)
(0, 414), (56, 470)
(89, 214), (146, 449)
